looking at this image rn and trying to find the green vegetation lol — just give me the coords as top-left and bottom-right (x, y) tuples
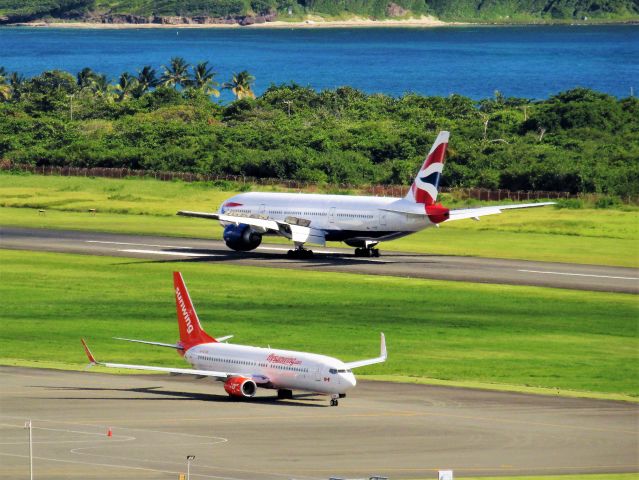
(2, 173), (638, 267)
(0, 0), (637, 23)
(1, 63), (637, 198)
(1, 249), (637, 400)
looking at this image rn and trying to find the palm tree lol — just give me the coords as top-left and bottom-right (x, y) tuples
(137, 66), (158, 92)
(223, 70), (255, 100)
(115, 72), (137, 101)
(92, 74), (112, 98)
(161, 57), (190, 89)
(0, 67), (10, 101)
(132, 66), (159, 99)
(188, 61), (220, 97)
(77, 67), (97, 91)
(9, 72), (25, 101)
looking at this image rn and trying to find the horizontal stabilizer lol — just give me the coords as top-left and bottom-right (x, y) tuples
(448, 201), (555, 222)
(113, 337), (184, 350)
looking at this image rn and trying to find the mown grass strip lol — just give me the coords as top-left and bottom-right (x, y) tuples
(1, 249), (636, 400)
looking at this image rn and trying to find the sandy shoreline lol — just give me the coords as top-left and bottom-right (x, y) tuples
(8, 16), (463, 29)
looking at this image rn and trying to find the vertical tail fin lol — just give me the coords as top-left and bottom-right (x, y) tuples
(173, 272), (216, 350)
(405, 131), (449, 205)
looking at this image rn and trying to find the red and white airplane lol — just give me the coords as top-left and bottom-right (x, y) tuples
(81, 272), (386, 406)
(178, 131), (554, 258)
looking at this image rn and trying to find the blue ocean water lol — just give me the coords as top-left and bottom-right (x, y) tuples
(0, 25), (637, 100)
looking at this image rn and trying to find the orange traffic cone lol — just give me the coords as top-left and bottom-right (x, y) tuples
(107, 428), (112, 437)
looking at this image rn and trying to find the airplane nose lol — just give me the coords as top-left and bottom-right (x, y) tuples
(347, 374), (357, 388)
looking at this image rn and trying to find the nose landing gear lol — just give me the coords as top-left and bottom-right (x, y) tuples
(330, 394), (339, 407)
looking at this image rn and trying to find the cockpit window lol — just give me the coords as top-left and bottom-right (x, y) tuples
(329, 368), (337, 374)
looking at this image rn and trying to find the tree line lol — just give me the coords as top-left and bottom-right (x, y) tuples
(0, 61), (637, 197)
(1, 0), (637, 23)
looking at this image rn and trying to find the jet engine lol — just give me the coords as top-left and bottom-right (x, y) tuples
(224, 376), (257, 398)
(223, 224), (262, 251)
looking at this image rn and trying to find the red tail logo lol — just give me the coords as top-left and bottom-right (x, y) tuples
(406, 131), (449, 206)
(173, 272), (216, 351)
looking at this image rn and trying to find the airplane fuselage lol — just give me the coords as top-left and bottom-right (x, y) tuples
(185, 341), (356, 394)
(220, 192), (435, 244)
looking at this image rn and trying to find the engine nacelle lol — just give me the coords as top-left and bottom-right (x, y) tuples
(223, 223), (262, 251)
(224, 376), (257, 398)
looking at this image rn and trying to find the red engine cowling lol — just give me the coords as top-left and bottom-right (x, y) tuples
(224, 376), (257, 398)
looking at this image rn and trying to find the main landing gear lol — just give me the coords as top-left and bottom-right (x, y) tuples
(286, 247), (314, 259)
(354, 247), (380, 258)
(277, 389), (294, 400)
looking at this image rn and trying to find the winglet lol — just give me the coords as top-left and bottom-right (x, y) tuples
(81, 338), (97, 364)
(343, 332), (388, 370)
(380, 332), (387, 361)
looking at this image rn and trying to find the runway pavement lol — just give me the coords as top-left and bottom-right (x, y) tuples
(1, 227), (638, 293)
(0, 367), (637, 479)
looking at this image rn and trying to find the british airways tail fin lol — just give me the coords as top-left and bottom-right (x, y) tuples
(405, 131), (449, 206)
(173, 272), (216, 350)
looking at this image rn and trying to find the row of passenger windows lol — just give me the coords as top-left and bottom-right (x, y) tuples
(336, 213), (373, 219)
(269, 210), (326, 216)
(197, 354), (309, 373)
(236, 208), (373, 220)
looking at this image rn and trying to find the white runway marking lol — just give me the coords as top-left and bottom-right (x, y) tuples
(119, 249), (220, 257)
(87, 240), (188, 249)
(518, 269), (639, 281)
(0, 417), (305, 480)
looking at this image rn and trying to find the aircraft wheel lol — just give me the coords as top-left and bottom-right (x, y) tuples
(372, 249), (381, 257)
(278, 389), (293, 400)
(330, 398), (338, 406)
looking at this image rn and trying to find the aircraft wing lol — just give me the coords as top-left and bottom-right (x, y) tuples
(81, 339), (240, 381)
(447, 201), (555, 222)
(177, 210), (326, 246)
(343, 333), (387, 370)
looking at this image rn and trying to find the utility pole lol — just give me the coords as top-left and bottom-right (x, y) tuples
(24, 420), (33, 480)
(186, 455), (195, 480)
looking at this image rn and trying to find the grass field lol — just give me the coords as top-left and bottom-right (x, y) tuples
(1, 249), (637, 401)
(1, 173), (638, 267)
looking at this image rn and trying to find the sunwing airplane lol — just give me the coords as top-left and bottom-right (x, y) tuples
(178, 131), (554, 258)
(81, 272), (386, 406)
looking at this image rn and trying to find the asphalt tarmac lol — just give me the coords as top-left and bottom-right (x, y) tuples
(1, 227), (637, 293)
(1, 367), (637, 479)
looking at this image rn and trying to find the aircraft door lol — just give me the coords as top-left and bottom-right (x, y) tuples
(379, 210), (387, 227)
(312, 367), (321, 381)
(329, 207), (336, 224)
(259, 204), (266, 215)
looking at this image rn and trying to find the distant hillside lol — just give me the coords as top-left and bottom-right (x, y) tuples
(1, 0), (638, 24)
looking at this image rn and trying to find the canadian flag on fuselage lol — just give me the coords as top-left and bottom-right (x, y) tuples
(405, 130), (449, 205)
(405, 131), (450, 224)
(174, 272), (216, 351)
